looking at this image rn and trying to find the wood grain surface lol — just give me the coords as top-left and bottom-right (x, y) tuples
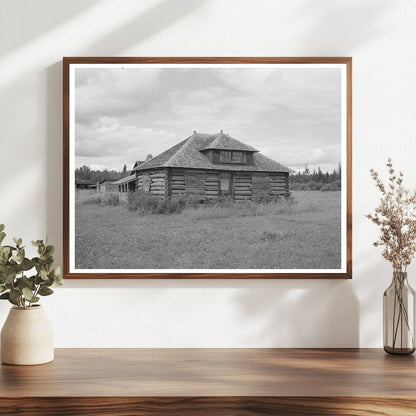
(1, 349), (415, 415)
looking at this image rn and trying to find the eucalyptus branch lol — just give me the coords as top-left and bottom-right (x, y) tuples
(0, 225), (62, 309)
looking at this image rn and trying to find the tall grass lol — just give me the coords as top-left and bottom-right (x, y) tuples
(74, 191), (341, 270)
(127, 191), (298, 217)
(76, 190), (119, 207)
(77, 188), (321, 221)
(178, 195), (321, 220)
(127, 191), (200, 214)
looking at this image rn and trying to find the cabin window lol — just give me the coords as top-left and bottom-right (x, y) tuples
(219, 151), (232, 163)
(212, 151), (220, 163)
(207, 150), (255, 164)
(232, 151), (244, 163)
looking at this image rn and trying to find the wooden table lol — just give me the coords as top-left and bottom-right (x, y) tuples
(1, 348), (415, 415)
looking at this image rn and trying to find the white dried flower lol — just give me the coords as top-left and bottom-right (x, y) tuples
(366, 160), (416, 272)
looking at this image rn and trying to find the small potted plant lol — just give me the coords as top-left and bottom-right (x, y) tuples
(0, 224), (62, 365)
(367, 159), (416, 355)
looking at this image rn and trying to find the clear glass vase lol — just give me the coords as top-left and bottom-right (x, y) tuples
(383, 271), (415, 355)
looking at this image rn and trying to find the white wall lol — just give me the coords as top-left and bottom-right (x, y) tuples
(1, 0), (415, 347)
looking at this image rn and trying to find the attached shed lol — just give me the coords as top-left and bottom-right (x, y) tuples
(97, 179), (118, 193)
(112, 174), (136, 202)
(132, 131), (291, 201)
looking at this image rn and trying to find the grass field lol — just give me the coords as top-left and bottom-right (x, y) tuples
(74, 191), (341, 270)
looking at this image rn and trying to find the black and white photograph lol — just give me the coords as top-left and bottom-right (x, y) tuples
(64, 58), (351, 278)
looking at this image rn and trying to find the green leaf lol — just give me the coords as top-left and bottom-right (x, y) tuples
(0, 248), (10, 266)
(2, 271), (17, 284)
(22, 287), (34, 301)
(45, 245), (55, 256)
(20, 258), (33, 271)
(0, 290), (9, 298)
(0, 285), (6, 293)
(0, 224), (5, 232)
(38, 287), (53, 296)
(17, 248), (25, 263)
(9, 288), (21, 301)
(39, 269), (48, 281)
(8, 297), (18, 306)
(32, 240), (43, 247)
(0, 246), (10, 255)
(17, 276), (35, 290)
(52, 267), (63, 285)
(0, 232), (5, 244)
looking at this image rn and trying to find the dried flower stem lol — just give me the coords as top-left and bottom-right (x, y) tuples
(366, 159), (416, 272)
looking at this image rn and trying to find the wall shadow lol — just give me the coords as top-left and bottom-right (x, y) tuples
(0, 0), (101, 56)
(232, 279), (359, 347)
(287, 0), (393, 53)
(81, 0), (205, 55)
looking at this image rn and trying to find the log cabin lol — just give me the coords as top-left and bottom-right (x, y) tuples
(132, 131), (291, 201)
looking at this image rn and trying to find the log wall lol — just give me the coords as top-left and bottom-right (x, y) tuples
(136, 169), (289, 200)
(185, 170), (205, 197)
(270, 172), (289, 197)
(136, 169), (167, 197)
(205, 172), (220, 200)
(170, 169), (186, 197)
(252, 172), (270, 200)
(234, 172), (252, 201)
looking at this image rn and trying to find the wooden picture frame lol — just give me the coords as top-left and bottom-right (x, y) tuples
(63, 57), (352, 279)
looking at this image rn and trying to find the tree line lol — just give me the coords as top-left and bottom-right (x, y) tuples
(75, 165), (129, 183)
(289, 163), (341, 191)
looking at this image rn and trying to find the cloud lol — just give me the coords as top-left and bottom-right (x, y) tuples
(74, 66), (343, 173)
(75, 115), (177, 170)
(75, 67), (162, 123)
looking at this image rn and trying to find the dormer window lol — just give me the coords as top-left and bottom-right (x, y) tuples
(206, 150), (254, 164)
(232, 151), (243, 163)
(219, 151), (232, 163)
(199, 131), (259, 165)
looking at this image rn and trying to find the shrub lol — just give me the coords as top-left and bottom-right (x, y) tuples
(107, 193), (119, 206)
(305, 180), (323, 191)
(128, 191), (200, 214)
(82, 192), (119, 206)
(321, 183), (335, 192)
(332, 179), (341, 190)
(260, 231), (279, 242)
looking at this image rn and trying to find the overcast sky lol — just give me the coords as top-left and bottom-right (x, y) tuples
(74, 65), (342, 173)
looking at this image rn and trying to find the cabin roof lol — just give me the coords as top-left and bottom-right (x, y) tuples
(200, 131), (258, 152)
(98, 179), (117, 184)
(112, 174), (136, 185)
(133, 131), (291, 173)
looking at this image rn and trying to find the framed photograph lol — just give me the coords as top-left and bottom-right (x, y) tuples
(63, 57), (352, 279)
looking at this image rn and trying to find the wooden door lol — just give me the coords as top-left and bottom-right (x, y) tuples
(219, 172), (233, 199)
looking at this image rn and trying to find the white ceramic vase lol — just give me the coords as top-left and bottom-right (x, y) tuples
(1, 305), (54, 365)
